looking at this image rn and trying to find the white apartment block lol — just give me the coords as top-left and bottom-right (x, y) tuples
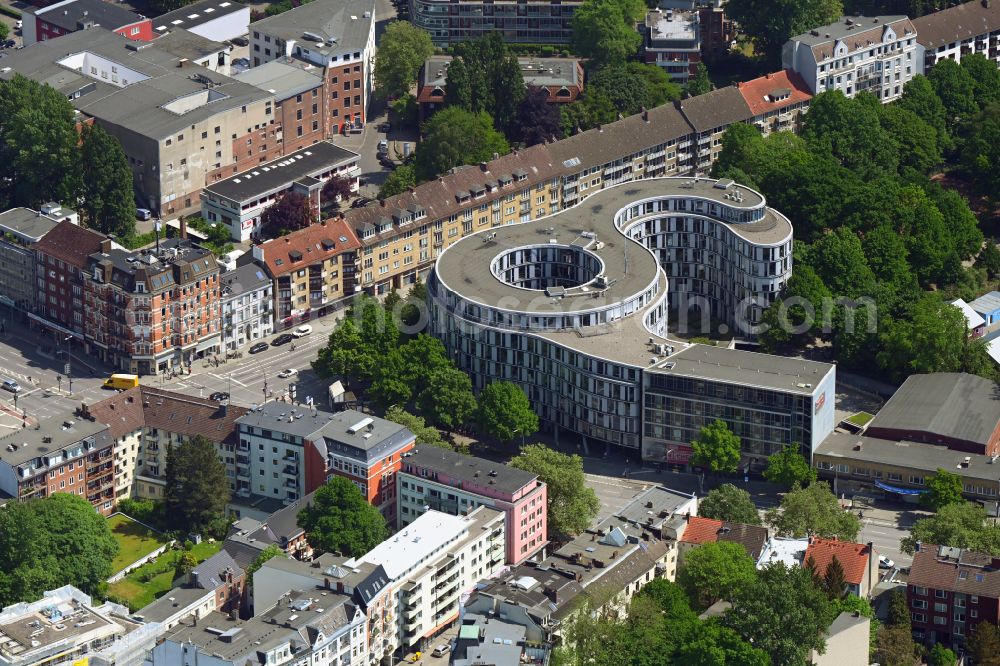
(221, 263), (274, 351)
(913, 0), (1000, 72)
(344, 507), (506, 652)
(782, 15), (918, 102)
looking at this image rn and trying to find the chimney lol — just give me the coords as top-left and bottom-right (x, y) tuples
(766, 72), (771, 79)
(479, 161), (488, 171)
(100, 238), (113, 253)
(179, 217), (188, 239)
(380, 199), (386, 207)
(177, 58), (189, 68)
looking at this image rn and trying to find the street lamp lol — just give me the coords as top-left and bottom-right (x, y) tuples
(63, 335), (73, 395)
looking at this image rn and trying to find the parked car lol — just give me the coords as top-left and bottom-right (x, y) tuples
(378, 122), (391, 133)
(293, 324), (312, 337)
(351, 197), (374, 209)
(210, 391), (230, 402)
(879, 555), (895, 569)
(379, 155), (396, 169)
(2, 379), (20, 393)
(432, 644), (451, 658)
(249, 342), (269, 354)
(277, 368), (297, 378)
(232, 36), (249, 46)
(231, 57), (250, 74)
(271, 333), (294, 346)
(377, 138), (389, 154)
(136, 208), (152, 221)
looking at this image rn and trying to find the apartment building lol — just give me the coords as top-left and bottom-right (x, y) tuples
(467, 486), (696, 639)
(0, 415), (116, 514)
(234, 405), (415, 521)
(250, 0), (376, 134)
(224, 491), (316, 565)
(21, 0), (153, 45)
(221, 262), (273, 351)
(343, 507), (506, 653)
(736, 69), (814, 136)
(202, 141), (360, 241)
(0, 29), (285, 216)
(83, 386), (248, 501)
(678, 515), (769, 561)
(252, 218), (360, 329)
(417, 56), (584, 120)
(397, 446), (547, 564)
(676, 86), (754, 172)
(0, 585), (159, 666)
(251, 553), (387, 664)
(908, 544), (1000, 647)
(643, 8), (701, 83)
(698, 2), (736, 57)
(152, 0), (250, 43)
(782, 15), (918, 102)
(804, 537), (879, 599)
(0, 208), (59, 313)
(913, 0), (1000, 71)
(30, 219), (107, 340)
(135, 549), (245, 630)
(411, 0), (582, 45)
(84, 238), (222, 375)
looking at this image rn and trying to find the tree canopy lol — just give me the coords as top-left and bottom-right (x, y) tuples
(0, 494), (119, 606)
(678, 541), (757, 609)
(374, 21), (435, 99)
(509, 444), (598, 537)
(920, 468), (965, 511)
(80, 124), (136, 240)
(691, 420), (742, 474)
(570, 0), (644, 66)
(413, 107), (509, 181)
(298, 476), (389, 556)
(901, 501), (1000, 555)
(763, 445), (817, 488)
(766, 481), (860, 540)
(165, 434), (231, 533)
(261, 191), (316, 233)
(476, 381), (539, 443)
(698, 484), (761, 525)
(445, 33), (525, 134)
(725, 0), (842, 67)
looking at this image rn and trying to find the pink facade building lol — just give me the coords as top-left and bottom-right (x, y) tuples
(397, 447), (547, 564)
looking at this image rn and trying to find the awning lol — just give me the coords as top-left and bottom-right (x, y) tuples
(28, 314), (83, 340)
(874, 480), (927, 496)
(195, 337), (221, 353)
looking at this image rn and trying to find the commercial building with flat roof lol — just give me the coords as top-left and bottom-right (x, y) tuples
(22, 0), (153, 45)
(427, 176), (834, 461)
(643, 8), (701, 83)
(153, 0), (250, 43)
(201, 141), (359, 241)
(398, 447), (547, 564)
(410, 0), (583, 45)
(912, 0), (1000, 72)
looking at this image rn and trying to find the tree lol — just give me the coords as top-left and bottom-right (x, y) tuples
(571, 0), (643, 66)
(899, 75), (949, 149)
(627, 62), (683, 108)
(800, 91), (899, 180)
(961, 102), (1000, 197)
(246, 544), (284, 579)
(690, 420), (741, 474)
(877, 624), (919, 666)
(509, 444), (599, 537)
(832, 594), (878, 658)
(766, 481), (860, 540)
(413, 107), (509, 181)
(414, 366), (477, 431)
(967, 622), (1000, 666)
(175, 551), (198, 578)
(515, 87), (562, 147)
(877, 104), (942, 176)
(560, 89), (618, 135)
(876, 294), (978, 381)
(764, 444), (816, 488)
(962, 53), (1000, 109)
(165, 435), (231, 532)
(678, 541), (757, 609)
(979, 242), (1000, 279)
(821, 555), (848, 600)
(379, 164), (417, 199)
(444, 57), (473, 110)
(298, 476), (389, 556)
(928, 643), (957, 666)
(723, 562), (836, 666)
(698, 484), (761, 525)
(887, 588), (910, 626)
(446, 34), (525, 133)
(384, 405), (463, 453)
(80, 123), (135, 239)
(373, 21), (435, 99)
(921, 468), (965, 511)
(901, 501), (1000, 555)
(685, 62), (712, 97)
(589, 63), (653, 116)
(0, 75), (82, 209)
(321, 174), (353, 207)
(261, 191), (315, 232)
(476, 381), (539, 443)
(927, 58), (979, 122)
(0, 22), (8, 42)
(725, 0), (842, 66)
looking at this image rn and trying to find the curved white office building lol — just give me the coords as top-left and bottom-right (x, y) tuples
(428, 177), (835, 461)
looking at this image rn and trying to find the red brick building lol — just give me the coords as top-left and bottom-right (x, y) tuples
(31, 220), (107, 342)
(249, 0), (376, 135)
(84, 238), (222, 375)
(22, 0), (153, 45)
(908, 544), (1000, 647)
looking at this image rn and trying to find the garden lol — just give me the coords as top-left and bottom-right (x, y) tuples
(106, 539), (222, 610)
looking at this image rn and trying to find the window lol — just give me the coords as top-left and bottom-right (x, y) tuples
(912, 612), (926, 623)
(912, 599), (927, 609)
(913, 586), (927, 596)
(934, 602), (947, 613)
(933, 616), (947, 626)
(936, 590), (947, 599)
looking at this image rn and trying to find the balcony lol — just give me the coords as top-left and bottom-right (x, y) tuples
(237, 468), (251, 479)
(283, 465), (298, 476)
(284, 479), (298, 489)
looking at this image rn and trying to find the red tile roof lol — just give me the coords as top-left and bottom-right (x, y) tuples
(737, 70), (813, 117)
(32, 220), (107, 269)
(258, 218), (360, 278)
(681, 516), (769, 560)
(804, 537), (871, 585)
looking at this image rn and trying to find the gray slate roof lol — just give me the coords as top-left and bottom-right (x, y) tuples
(401, 446), (539, 495)
(251, 0), (375, 56)
(866, 373), (1000, 447)
(191, 549), (244, 589)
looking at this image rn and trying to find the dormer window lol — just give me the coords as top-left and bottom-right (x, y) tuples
(362, 225), (376, 239)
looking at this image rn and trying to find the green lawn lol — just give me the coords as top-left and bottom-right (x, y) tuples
(846, 411), (875, 426)
(107, 541), (222, 610)
(108, 513), (170, 574)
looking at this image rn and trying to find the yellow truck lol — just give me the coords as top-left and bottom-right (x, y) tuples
(102, 374), (140, 390)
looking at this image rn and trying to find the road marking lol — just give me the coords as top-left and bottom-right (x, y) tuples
(210, 373), (248, 387)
